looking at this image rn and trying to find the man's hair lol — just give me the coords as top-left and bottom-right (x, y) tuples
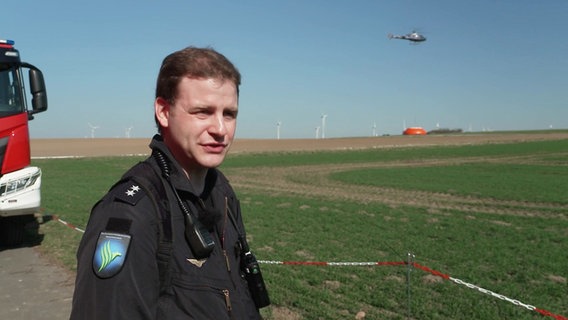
(154, 46), (241, 130)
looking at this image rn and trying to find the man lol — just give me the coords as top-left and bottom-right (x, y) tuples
(70, 47), (266, 319)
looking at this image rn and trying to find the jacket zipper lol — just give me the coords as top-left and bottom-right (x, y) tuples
(222, 196), (231, 273)
(222, 196), (238, 319)
(223, 289), (233, 315)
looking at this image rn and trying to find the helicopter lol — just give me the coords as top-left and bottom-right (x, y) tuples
(387, 30), (426, 43)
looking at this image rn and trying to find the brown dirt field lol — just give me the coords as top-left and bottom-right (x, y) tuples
(30, 132), (568, 158)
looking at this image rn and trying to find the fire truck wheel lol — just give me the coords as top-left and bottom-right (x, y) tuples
(0, 215), (36, 247)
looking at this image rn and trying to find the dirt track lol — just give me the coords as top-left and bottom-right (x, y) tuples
(0, 246), (73, 320)
(219, 132), (568, 220)
(31, 132), (568, 220)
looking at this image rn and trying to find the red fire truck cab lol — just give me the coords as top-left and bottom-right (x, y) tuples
(0, 39), (47, 245)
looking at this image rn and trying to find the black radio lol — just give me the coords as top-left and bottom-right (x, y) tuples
(240, 239), (270, 308)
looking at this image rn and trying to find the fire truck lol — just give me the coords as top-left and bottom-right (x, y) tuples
(0, 39), (47, 246)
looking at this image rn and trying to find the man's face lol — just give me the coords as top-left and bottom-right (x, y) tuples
(155, 77), (238, 174)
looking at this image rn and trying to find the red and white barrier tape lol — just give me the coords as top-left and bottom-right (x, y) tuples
(259, 259), (566, 320)
(258, 260), (406, 267)
(52, 215), (85, 233)
(51, 218), (565, 320)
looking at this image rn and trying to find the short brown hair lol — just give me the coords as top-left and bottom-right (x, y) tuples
(156, 46), (241, 103)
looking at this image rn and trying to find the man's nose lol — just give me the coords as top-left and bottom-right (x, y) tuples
(209, 113), (227, 136)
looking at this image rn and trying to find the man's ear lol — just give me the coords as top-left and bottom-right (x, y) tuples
(155, 97), (170, 128)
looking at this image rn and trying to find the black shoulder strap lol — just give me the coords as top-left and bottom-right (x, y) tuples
(121, 161), (173, 293)
(213, 169), (239, 205)
(213, 169), (248, 243)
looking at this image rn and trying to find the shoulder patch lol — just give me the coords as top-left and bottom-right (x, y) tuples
(93, 232), (131, 278)
(113, 181), (147, 206)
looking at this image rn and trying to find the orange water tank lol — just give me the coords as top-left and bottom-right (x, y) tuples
(403, 127), (427, 135)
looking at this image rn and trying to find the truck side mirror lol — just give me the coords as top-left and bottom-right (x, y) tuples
(28, 68), (48, 114)
(20, 63), (48, 118)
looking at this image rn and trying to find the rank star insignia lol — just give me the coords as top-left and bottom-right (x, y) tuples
(114, 182), (145, 205)
(125, 185), (140, 197)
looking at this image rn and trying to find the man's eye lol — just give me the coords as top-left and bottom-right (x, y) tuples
(224, 111), (237, 119)
(192, 109), (211, 117)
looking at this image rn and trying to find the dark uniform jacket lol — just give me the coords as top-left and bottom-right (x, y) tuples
(70, 135), (261, 319)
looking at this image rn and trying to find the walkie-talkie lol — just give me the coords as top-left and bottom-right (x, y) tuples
(153, 151), (215, 259)
(227, 205), (270, 308)
(240, 235), (271, 308)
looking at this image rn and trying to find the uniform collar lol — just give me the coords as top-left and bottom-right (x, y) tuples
(149, 134), (218, 198)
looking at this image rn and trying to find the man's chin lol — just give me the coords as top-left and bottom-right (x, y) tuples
(198, 155), (226, 169)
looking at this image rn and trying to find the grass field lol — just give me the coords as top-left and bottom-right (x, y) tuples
(32, 137), (568, 319)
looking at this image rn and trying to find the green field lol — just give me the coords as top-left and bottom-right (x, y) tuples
(33, 139), (568, 319)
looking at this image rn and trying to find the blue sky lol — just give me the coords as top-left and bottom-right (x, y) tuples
(3, 1), (567, 139)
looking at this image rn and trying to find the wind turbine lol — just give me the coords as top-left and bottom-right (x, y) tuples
(88, 123), (99, 139)
(276, 121), (281, 140)
(315, 126), (320, 139)
(125, 126), (133, 138)
(321, 114), (327, 139)
(372, 122), (377, 137)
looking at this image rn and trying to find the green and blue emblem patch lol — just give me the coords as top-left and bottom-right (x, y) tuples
(93, 232), (131, 278)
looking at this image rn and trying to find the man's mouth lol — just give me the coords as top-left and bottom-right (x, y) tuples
(202, 143), (226, 153)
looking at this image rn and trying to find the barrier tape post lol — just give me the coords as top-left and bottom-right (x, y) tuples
(406, 252), (415, 320)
